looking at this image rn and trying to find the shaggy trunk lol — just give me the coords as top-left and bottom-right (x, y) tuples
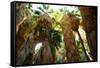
(34, 39), (54, 64)
(79, 7), (97, 61)
(33, 14), (55, 64)
(60, 15), (79, 62)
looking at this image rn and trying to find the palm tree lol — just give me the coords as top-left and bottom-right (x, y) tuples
(79, 7), (97, 61)
(60, 15), (80, 62)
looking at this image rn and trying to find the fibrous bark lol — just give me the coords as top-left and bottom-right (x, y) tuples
(33, 14), (55, 64)
(79, 7), (97, 61)
(60, 15), (79, 62)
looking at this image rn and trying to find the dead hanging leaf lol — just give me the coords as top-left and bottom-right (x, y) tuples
(16, 16), (27, 34)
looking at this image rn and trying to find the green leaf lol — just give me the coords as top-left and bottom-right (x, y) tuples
(49, 29), (62, 48)
(34, 10), (42, 16)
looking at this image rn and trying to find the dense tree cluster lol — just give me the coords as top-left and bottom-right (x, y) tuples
(15, 3), (97, 65)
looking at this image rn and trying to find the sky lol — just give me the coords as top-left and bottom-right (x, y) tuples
(31, 3), (78, 12)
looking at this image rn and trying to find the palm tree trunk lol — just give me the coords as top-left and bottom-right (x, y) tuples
(60, 15), (79, 62)
(34, 39), (54, 64)
(79, 7), (97, 61)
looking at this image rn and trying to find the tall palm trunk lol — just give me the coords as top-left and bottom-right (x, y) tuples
(79, 7), (97, 61)
(60, 15), (79, 62)
(33, 14), (55, 64)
